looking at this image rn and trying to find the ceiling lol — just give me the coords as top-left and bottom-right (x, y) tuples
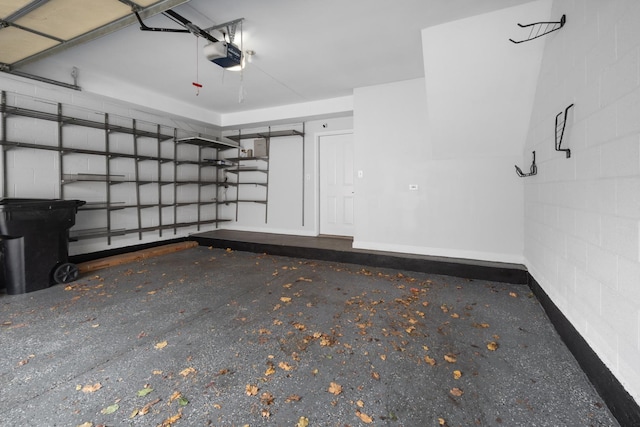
(2, 0), (535, 117)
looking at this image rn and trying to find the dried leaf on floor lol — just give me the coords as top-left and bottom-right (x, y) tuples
(261, 408), (271, 417)
(154, 341), (168, 349)
(245, 384), (259, 396)
(169, 391), (182, 403)
(509, 292), (518, 298)
(356, 410), (374, 423)
(159, 410), (182, 426)
(487, 341), (499, 351)
(356, 400), (365, 408)
(444, 353), (457, 363)
(297, 416), (309, 427)
(453, 370), (462, 380)
(292, 322), (307, 331)
(179, 367), (196, 377)
(265, 363), (276, 376)
(77, 423), (92, 427)
(81, 383), (102, 393)
(424, 355), (436, 366)
(450, 387), (464, 397)
(328, 382), (342, 395)
(260, 392), (275, 405)
(279, 361), (294, 371)
(285, 394), (302, 402)
(371, 371), (380, 380)
(473, 322), (490, 329)
(280, 297), (292, 303)
(139, 398), (161, 415)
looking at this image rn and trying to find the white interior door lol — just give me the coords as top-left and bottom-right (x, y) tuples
(319, 132), (354, 237)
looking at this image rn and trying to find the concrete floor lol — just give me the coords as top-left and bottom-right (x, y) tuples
(0, 247), (619, 426)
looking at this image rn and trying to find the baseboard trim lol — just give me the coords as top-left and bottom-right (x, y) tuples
(528, 274), (640, 427)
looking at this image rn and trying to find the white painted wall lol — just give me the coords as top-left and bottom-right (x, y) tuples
(523, 0), (640, 404)
(352, 1), (548, 264)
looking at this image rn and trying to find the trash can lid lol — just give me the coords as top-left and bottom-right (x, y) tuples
(0, 198), (86, 211)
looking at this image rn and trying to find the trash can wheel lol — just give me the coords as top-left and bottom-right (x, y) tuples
(53, 263), (79, 284)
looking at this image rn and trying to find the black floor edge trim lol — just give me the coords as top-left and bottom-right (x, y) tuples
(528, 274), (640, 427)
(192, 237), (528, 284)
(69, 237), (190, 264)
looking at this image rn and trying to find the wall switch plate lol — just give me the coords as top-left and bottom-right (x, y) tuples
(357, 170), (363, 178)
(409, 184), (418, 190)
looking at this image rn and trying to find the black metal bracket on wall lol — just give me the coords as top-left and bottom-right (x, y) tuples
(509, 14), (566, 44)
(555, 104), (573, 158)
(515, 151), (537, 177)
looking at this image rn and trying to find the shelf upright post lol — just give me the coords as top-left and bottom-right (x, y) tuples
(215, 147), (220, 228)
(157, 124), (163, 237)
(235, 129), (241, 221)
(57, 103), (64, 200)
(197, 142), (203, 230)
(1, 91), (7, 197)
(133, 119), (143, 240)
(173, 128), (178, 235)
(301, 122), (305, 227)
(104, 113), (112, 245)
(264, 127), (271, 223)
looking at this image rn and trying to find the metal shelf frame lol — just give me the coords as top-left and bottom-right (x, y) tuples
(224, 125), (305, 224)
(0, 90), (235, 245)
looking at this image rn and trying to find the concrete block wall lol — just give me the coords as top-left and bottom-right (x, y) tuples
(524, 0), (640, 403)
(0, 73), (225, 256)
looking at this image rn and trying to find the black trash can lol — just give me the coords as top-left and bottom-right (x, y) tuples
(0, 198), (85, 295)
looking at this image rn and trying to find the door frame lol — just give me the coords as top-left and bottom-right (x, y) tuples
(314, 129), (354, 236)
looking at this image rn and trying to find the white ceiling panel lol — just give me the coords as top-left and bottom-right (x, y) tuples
(0, 26), (59, 64)
(133, 0), (164, 6)
(0, 0), (32, 19)
(14, 0), (132, 41)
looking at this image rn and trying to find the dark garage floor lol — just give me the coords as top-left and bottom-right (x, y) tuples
(0, 246), (619, 426)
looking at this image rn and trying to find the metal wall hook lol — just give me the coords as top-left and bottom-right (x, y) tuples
(555, 103), (573, 158)
(515, 151), (537, 177)
(509, 14), (566, 44)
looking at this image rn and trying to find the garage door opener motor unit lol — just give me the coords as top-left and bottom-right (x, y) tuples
(203, 41), (242, 68)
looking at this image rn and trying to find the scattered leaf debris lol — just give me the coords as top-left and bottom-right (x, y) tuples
(356, 410), (374, 423)
(328, 382), (343, 395)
